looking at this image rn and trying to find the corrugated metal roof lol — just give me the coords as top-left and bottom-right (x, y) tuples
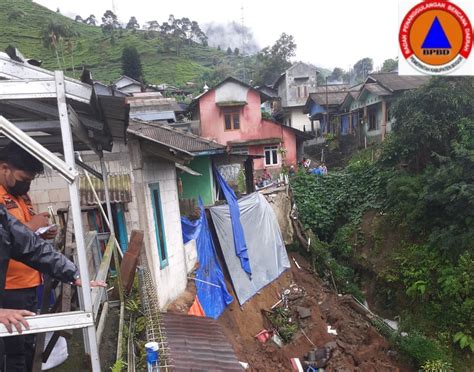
(365, 83), (391, 96)
(309, 91), (349, 106)
(127, 97), (182, 112)
(312, 84), (350, 94)
(368, 72), (430, 92)
(161, 313), (242, 372)
(128, 121), (225, 154)
(79, 173), (132, 205)
(130, 111), (176, 122)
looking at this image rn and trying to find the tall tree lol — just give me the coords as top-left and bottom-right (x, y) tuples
(329, 67), (344, 82)
(147, 20), (160, 31)
(41, 20), (79, 69)
(381, 58), (398, 72)
(353, 57), (373, 83)
(85, 14), (97, 26)
(126, 16), (140, 30)
(121, 46), (143, 81)
(254, 33), (297, 85)
(75, 15), (83, 23)
(101, 10), (120, 34)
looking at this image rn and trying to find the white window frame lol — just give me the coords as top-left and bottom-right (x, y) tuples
(264, 146), (279, 166)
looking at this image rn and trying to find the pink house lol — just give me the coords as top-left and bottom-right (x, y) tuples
(188, 77), (311, 175)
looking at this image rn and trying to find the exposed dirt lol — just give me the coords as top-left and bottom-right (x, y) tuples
(168, 253), (412, 371)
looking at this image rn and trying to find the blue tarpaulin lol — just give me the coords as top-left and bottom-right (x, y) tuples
(181, 198), (233, 319)
(213, 166), (252, 277)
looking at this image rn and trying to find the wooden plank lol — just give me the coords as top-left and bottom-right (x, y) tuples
(120, 230), (144, 295)
(96, 301), (109, 347)
(91, 235), (115, 318)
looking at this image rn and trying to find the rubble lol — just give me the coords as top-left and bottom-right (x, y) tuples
(169, 252), (411, 371)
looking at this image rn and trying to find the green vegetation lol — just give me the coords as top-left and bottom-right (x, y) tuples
(121, 46), (142, 81)
(0, 0), (251, 86)
(291, 77), (473, 369)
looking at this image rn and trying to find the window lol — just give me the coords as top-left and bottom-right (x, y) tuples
(297, 86), (301, 98)
(149, 183), (168, 268)
(368, 108), (377, 131)
(264, 146), (279, 166)
(223, 109), (240, 130)
(304, 86), (308, 98)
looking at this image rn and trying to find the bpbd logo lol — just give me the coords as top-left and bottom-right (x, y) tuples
(399, 0), (473, 74)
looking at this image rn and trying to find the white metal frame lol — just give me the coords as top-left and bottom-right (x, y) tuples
(0, 72), (102, 371)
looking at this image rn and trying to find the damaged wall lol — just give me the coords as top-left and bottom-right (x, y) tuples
(261, 187), (294, 245)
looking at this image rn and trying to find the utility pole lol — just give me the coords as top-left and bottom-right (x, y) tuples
(325, 76), (329, 134)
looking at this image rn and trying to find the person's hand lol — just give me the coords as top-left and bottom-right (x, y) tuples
(74, 279), (107, 288)
(0, 309), (35, 334)
(41, 225), (58, 240)
(25, 212), (50, 232)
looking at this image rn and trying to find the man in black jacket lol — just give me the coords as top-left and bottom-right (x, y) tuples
(0, 204), (105, 370)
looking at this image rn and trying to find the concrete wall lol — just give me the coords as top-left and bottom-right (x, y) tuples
(215, 81), (249, 103)
(198, 85), (299, 171)
(278, 63), (317, 108)
(30, 140), (193, 310)
(289, 108), (311, 132)
(140, 155), (188, 308)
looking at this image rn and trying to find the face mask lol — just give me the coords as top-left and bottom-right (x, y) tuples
(7, 180), (31, 197)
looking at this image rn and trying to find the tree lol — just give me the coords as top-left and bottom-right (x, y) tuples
(381, 58), (398, 72)
(121, 46), (143, 82)
(101, 10), (120, 34)
(41, 20), (79, 69)
(254, 33), (297, 85)
(85, 14), (97, 26)
(234, 47), (240, 56)
(146, 20), (160, 31)
(126, 16), (140, 30)
(381, 77), (473, 171)
(217, 45), (221, 51)
(329, 67), (344, 82)
(353, 57), (373, 83)
(74, 15), (83, 23)
(226, 47), (232, 55)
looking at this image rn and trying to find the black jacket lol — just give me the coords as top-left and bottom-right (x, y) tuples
(0, 205), (78, 306)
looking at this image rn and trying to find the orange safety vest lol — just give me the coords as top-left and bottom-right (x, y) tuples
(0, 185), (42, 289)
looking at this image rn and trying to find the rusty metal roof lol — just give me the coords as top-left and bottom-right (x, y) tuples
(79, 173), (132, 205)
(128, 120), (225, 155)
(309, 91), (349, 106)
(367, 72), (430, 92)
(365, 83), (391, 96)
(161, 313), (242, 371)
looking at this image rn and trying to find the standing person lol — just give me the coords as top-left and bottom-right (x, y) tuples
(0, 143), (58, 372)
(0, 204), (106, 371)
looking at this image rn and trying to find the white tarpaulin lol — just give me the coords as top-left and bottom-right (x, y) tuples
(210, 192), (290, 304)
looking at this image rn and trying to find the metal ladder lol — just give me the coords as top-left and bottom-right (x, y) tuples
(0, 71), (101, 371)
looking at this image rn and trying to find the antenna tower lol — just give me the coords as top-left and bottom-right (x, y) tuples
(241, 4), (247, 83)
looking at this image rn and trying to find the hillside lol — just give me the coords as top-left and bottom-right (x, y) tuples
(0, 0), (251, 86)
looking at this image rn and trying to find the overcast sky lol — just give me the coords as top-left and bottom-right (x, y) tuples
(34, 0), (400, 70)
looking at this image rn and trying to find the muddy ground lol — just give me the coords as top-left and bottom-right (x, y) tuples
(169, 252), (412, 371)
